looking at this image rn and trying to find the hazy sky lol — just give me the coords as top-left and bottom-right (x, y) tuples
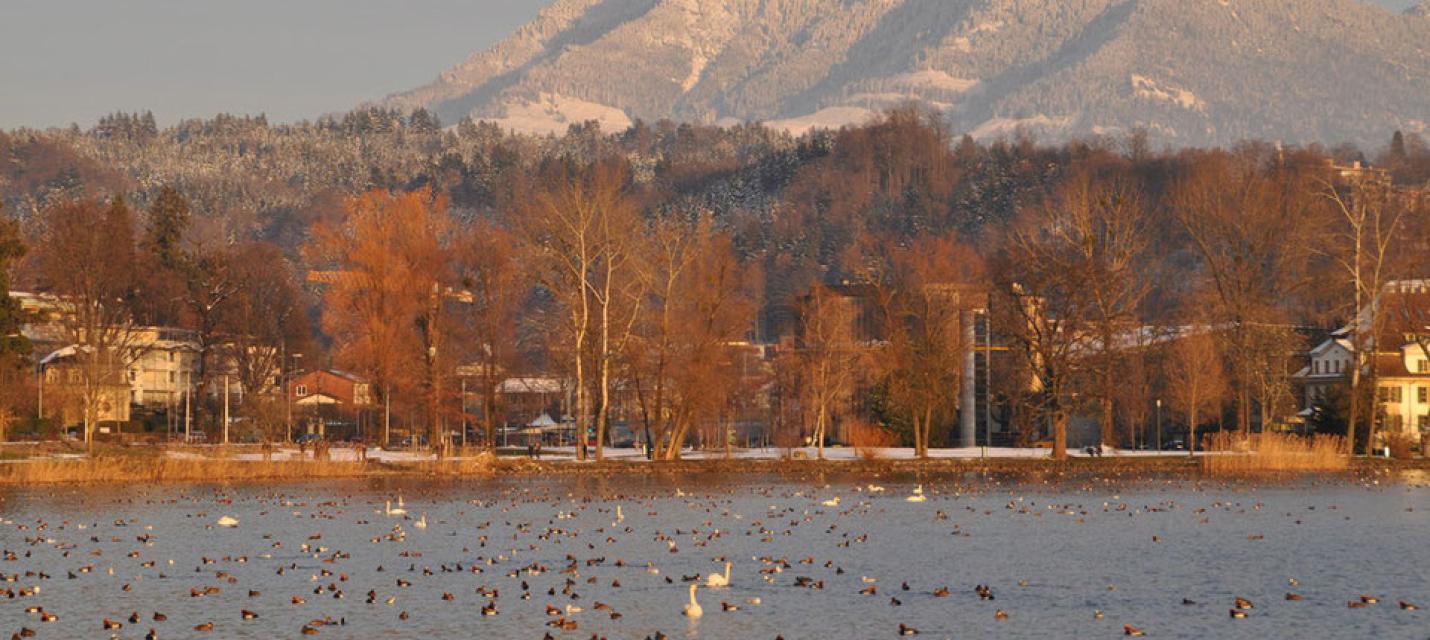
(0, 0), (1420, 130)
(0, 0), (540, 129)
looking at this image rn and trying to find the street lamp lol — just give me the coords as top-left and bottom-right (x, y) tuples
(1155, 398), (1162, 453)
(285, 353), (303, 442)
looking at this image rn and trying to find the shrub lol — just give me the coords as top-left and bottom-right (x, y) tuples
(1385, 432), (1417, 460)
(847, 421), (896, 461)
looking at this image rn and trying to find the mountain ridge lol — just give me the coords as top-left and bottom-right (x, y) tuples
(381, 0), (1430, 146)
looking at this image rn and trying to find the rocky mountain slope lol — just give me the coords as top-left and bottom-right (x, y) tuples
(381, 0), (1430, 146)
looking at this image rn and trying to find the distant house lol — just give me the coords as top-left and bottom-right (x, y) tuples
(126, 327), (201, 408)
(289, 370), (373, 409)
(38, 345), (132, 426)
(1294, 280), (1430, 442)
(1297, 338), (1356, 410)
(1372, 346), (1430, 435)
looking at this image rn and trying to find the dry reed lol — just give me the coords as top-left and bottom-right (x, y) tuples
(0, 452), (502, 485)
(1201, 432), (1348, 475)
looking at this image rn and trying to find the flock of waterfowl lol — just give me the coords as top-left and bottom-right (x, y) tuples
(0, 473), (1425, 639)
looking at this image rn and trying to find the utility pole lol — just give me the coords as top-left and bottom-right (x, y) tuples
(383, 384), (391, 448)
(982, 308), (991, 459)
(460, 376), (467, 448)
(184, 370), (192, 443)
(223, 374), (230, 445)
(1155, 398), (1162, 452)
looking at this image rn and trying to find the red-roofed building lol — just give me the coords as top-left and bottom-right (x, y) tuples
(289, 370), (373, 408)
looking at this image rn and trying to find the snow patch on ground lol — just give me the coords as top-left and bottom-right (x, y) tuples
(767, 106), (876, 135)
(1131, 75), (1205, 111)
(970, 114), (1073, 139)
(485, 93), (633, 136)
(888, 70), (979, 94)
(683, 52), (708, 92)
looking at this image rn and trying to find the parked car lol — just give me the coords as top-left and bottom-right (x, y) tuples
(400, 435), (428, 449)
(294, 433), (324, 445)
(186, 431), (208, 444)
(1161, 440), (1187, 451)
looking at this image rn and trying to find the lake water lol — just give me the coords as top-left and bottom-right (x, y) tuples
(2, 472), (1427, 639)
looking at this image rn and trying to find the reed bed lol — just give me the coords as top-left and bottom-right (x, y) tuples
(1202, 432), (1348, 475)
(0, 452), (504, 485)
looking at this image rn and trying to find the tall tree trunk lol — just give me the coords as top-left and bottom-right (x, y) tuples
(815, 403), (827, 460)
(595, 291), (611, 462)
(1052, 409), (1068, 461)
(1188, 405), (1198, 458)
(1346, 357), (1362, 454)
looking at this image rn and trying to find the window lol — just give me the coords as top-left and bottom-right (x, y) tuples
(296, 384), (308, 396)
(1420, 415), (1429, 431)
(1379, 386), (1402, 403)
(1313, 361), (1320, 374)
(169, 372), (175, 383)
(1420, 386), (1429, 404)
(1419, 360), (1429, 374)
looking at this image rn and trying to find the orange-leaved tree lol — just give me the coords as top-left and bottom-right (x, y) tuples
(307, 188), (457, 451)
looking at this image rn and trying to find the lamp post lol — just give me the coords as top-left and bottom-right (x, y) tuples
(36, 363), (43, 425)
(284, 352), (302, 443)
(1155, 398), (1162, 453)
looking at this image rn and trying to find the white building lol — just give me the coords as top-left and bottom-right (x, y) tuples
(1295, 280), (1430, 441)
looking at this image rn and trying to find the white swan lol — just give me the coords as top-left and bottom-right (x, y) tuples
(413, 512), (427, 529)
(867, 485), (886, 493)
(906, 485), (927, 502)
(821, 496), (841, 507)
(683, 583), (703, 618)
(385, 500), (407, 517)
(705, 562), (731, 588)
(216, 516), (239, 528)
(616, 505), (624, 522)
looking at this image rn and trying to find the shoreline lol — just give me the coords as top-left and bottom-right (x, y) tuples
(1, 445), (1427, 486)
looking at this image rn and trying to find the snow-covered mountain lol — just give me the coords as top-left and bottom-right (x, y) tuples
(380, 0), (1430, 147)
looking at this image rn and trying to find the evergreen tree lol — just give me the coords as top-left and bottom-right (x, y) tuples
(0, 202), (29, 364)
(408, 108), (440, 133)
(146, 186), (190, 269)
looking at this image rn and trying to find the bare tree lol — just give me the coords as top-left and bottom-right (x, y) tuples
(518, 160), (639, 461)
(221, 242), (307, 440)
(873, 235), (982, 457)
(993, 204), (1106, 459)
(37, 197), (142, 449)
(182, 245), (240, 433)
(1061, 173), (1151, 449)
(1167, 326), (1227, 454)
(799, 284), (861, 459)
(452, 219), (527, 450)
(1171, 151), (1319, 435)
(1318, 169), (1404, 452)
